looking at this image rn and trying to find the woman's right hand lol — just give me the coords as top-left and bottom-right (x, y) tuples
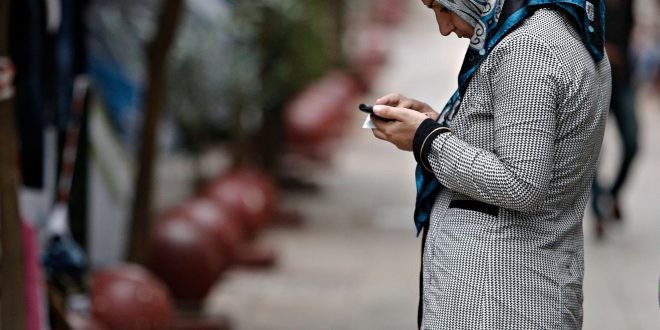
(375, 93), (439, 121)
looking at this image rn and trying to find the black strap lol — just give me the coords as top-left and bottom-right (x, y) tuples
(448, 199), (499, 217)
(417, 221), (429, 329)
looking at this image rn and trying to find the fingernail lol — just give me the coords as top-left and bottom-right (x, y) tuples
(373, 105), (383, 113)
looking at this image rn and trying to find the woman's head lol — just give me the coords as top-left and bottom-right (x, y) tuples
(421, 0), (476, 39)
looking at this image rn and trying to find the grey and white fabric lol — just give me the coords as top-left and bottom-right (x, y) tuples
(419, 8), (611, 329)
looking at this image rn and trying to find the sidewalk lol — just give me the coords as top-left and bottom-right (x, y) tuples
(206, 3), (660, 329)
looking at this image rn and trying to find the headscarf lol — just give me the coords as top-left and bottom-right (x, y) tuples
(414, 0), (606, 235)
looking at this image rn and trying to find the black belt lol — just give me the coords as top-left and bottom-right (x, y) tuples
(448, 199), (499, 217)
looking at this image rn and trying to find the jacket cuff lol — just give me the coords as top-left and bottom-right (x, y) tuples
(413, 118), (451, 172)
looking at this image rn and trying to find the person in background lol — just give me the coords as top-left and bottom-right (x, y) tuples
(369, 0), (610, 328)
(591, 0), (639, 238)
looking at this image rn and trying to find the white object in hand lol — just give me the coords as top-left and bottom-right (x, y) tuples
(362, 115), (377, 129)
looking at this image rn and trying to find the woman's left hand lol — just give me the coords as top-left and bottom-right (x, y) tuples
(371, 105), (430, 151)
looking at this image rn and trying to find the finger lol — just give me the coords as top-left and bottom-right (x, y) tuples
(399, 100), (415, 109)
(371, 128), (387, 140)
(377, 94), (427, 112)
(373, 105), (410, 121)
(375, 93), (405, 106)
(371, 114), (392, 131)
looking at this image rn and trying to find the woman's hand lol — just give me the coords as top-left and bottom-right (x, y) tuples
(375, 93), (439, 121)
(371, 105), (429, 151)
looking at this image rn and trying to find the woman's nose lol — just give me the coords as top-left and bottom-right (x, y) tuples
(435, 13), (453, 36)
(439, 24), (453, 36)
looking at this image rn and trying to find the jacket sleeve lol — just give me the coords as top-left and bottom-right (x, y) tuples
(426, 34), (568, 212)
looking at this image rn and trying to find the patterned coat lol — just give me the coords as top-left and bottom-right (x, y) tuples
(420, 9), (611, 329)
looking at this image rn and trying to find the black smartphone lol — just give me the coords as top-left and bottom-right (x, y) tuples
(359, 103), (375, 114)
(359, 103), (390, 121)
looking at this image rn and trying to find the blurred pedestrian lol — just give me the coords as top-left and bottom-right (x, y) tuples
(591, 0), (639, 238)
(369, 0), (610, 328)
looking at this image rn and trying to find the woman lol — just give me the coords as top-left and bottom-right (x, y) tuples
(370, 0), (610, 328)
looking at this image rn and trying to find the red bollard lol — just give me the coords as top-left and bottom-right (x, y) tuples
(205, 167), (278, 238)
(170, 197), (243, 264)
(90, 264), (174, 330)
(149, 215), (227, 303)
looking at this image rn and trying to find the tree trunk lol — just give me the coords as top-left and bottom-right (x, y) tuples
(127, 0), (184, 264)
(0, 0), (27, 328)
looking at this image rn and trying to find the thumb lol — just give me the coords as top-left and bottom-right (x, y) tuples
(373, 105), (408, 121)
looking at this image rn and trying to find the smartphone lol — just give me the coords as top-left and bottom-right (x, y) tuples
(359, 103), (375, 114)
(359, 103), (390, 121)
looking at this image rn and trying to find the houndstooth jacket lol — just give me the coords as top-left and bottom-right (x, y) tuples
(420, 9), (611, 329)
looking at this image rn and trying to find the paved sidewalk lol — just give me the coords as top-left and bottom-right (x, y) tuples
(206, 3), (660, 329)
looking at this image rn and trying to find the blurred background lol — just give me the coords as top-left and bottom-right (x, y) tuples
(0, 0), (658, 329)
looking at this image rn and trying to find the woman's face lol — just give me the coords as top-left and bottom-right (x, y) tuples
(421, 0), (475, 39)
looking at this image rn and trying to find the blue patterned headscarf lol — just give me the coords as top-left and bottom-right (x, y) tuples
(413, 0), (606, 235)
